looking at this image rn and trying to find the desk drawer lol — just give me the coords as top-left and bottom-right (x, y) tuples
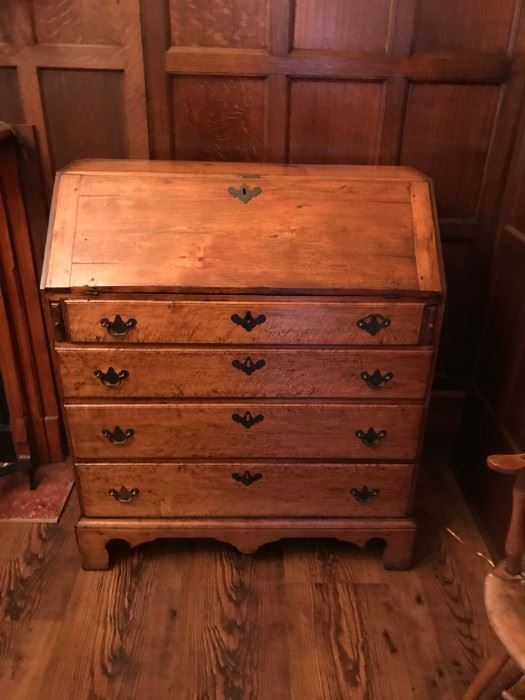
(77, 462), (415, 518)
(63, 299), (425, 345)
(57, 347), (433, 399)
(66, 402), (424, 461)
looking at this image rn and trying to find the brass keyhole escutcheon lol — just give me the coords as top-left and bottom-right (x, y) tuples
(228, 183), (262, 204)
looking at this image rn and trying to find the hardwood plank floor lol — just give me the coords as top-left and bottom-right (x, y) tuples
(0, 466), (498, 699)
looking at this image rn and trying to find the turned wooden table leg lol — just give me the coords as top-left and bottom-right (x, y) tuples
(382, 527), (417, 570)
(75, 525), (111, 570)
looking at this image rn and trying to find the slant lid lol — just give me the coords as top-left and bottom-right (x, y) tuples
(42, 160), (443, 296)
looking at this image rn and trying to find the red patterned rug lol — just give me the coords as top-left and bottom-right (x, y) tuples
(0, 460), (74, 522)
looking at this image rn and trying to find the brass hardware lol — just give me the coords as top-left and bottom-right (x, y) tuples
(356, 314), (391, 336)
(360, 369), (393, 389)
(231, 311), (266, 332)
(351, 486), (380, 502)
(109, 486), (139, 503)
(94, 367), (129, 387)
(102, 426), (135, 444)
(232, 411), (264, 429)
(232, 357), (266, 376)
(83, 286), (110, 296)
(228, 183), (262, 204)
(232, 471), (262, 486)
(100, 314), (137, 336)
(356, 427), (387, 446)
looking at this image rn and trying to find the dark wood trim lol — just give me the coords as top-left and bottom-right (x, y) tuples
(164, 48), (510, 82)
(139, 0), (172, 159)
(0, 130), (64, 467)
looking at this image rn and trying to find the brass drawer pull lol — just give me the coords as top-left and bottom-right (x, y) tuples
(360, 369), (393, 388)
(231, 311), (266, 332)
(232, 470), (262, 486)
(356, 427), (387, 446)
(102, 426), (135, 444)
(232, 357), (266, 376)
(100, 314), (137, 336)
(109, 486), (139, 503)
(356, 314), (391, 336)
(94, 367), (129, 387)
(232, 411), (264, 429)
(351, 486), (380, 502)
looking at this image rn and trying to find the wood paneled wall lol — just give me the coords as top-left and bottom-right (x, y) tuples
(458, 100), (525, 553)
(1, 0), (525, 396)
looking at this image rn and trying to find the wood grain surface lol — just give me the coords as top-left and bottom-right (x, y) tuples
(42, 163), (443, 295)
(401, 83), (500, 218)
(293, 0), (391, 52)
(172, 76), (266, 161)
(77, 461), (415, 518)
(75, 516), (418, 570)
(48, 160), (431, 178)
(56, 346), (433, 399)
(169, 0), (267, 49)
(63, 299), (426, 344)
(289, 80), (384, 164)
(66, 402), (425, 460)
(0, 465), (499, 699)
(39, 68), (127, 171)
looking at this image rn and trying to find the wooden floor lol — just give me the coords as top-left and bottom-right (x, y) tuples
(0, 465), (498, 700)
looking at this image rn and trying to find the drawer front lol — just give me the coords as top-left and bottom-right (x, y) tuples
(63, 299), (425, 345)
(77, 462), (415, 518)
(66, 403), (424, 460)
(57, 347), (433, 399)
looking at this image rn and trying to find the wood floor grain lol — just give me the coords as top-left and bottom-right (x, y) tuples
(0, 467), (498, 700)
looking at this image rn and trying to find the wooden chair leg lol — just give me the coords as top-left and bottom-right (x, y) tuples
(480, 658), (523, 700)
(464, 648), (522, 700)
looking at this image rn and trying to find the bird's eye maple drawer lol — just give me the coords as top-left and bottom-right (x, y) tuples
(77, 462), (416, 518)
(65, 403), (425, 461)
(56, 347), (433, 399)
(62, 299), (426, 345)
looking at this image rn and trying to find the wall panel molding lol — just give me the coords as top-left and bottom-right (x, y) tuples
(0, 0), (148, 194)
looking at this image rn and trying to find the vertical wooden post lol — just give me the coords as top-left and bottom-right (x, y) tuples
(0, 126), (64, 474)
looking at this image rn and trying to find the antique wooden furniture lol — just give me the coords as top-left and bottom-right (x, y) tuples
(42, 159), (444, 569)
(0, 123), (63, 487)
(464, 453), (525, 700)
